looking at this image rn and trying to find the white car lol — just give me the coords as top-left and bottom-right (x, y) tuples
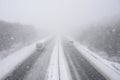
(36, 42), (45, 51)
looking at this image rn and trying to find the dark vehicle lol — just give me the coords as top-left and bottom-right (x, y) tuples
(36, 42), (45, 51)
(69, 40), (74, 44)
(68, 40), (74, 46)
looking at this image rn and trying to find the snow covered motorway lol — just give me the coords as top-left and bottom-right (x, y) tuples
(0, 37), (53, 80)
(0, 37), (120, 80)
(64, 37), (120, 80)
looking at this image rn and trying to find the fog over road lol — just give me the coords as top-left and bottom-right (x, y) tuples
(0, 0), (120, 79)
(0, 37), (120, 80)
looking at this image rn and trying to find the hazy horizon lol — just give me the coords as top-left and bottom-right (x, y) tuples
(0, 0), (120, 35)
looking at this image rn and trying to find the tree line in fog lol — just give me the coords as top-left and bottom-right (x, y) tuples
(77, 19), (120, 59)
(0, 21), (38, 51)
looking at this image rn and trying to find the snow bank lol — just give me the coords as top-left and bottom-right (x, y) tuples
(45, 40), (59, 80)
(0, 37), (51, 80)
(45, 38), (70, 80)
(67, 36), (120, 80)
(59, 39), (71, 80)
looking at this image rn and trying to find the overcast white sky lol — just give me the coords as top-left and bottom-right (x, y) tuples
(0, 0), (120, 34)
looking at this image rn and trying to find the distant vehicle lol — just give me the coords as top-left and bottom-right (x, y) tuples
(69, 40), (74, 44)
(36, 42), (45, 51)
(68, 40), (74, 46)
(65, 40), (74, 46)
(111, 63), (120, 71)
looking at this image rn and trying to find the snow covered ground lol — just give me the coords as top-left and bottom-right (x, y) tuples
(59, 39), (72, 80)
(45, 39), (70, 80)
(67, 37), (120, 80)
(0, 43), (24, 60)
(0, 37), (51, 80)
(45, 40), (59, 80)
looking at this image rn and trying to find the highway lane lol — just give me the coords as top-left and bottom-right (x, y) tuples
(2, 37), (108, 80)
(62, 40), (107, 80)
(4, 40), (55, 80)
(23, 40), (55, 80)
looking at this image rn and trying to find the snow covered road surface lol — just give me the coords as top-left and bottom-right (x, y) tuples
(23, 40), (54, 80)
(0, 37), (70, 80)
(76, 45), (120, 80)
(0, 43), (35, 80)
(62, 39), (106, 80)
(66, 37), (120, 80)
(0, 36), (119, 80)
(59, 40), (71, 80)
(45, 40), (59, 80)
(0, 37), (52, 80)
(45, 39), (70, 80)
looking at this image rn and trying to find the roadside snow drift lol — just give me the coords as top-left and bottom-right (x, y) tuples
(0, 37), (51, 80)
